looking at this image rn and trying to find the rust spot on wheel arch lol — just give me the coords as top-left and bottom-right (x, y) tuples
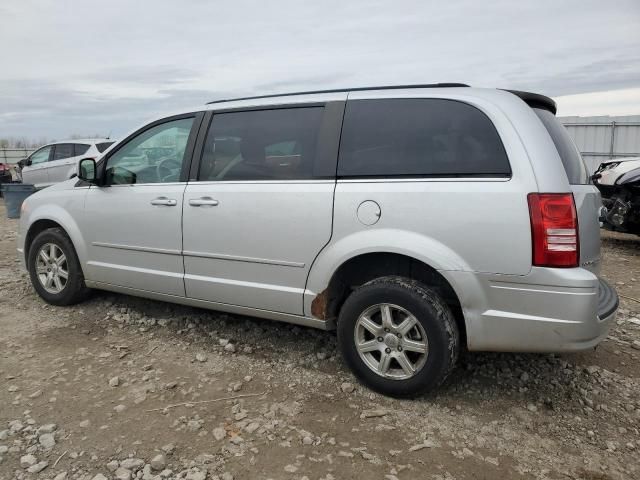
(311, 288), (329, 320)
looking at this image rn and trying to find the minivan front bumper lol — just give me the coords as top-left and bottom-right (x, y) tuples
(448, 268), (618, 353)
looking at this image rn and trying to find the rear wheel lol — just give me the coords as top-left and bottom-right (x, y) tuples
(337, 276), (459, 397)
(28, 228), (89, 305)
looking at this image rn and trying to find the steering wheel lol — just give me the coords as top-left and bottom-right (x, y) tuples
(156, 157), (182, 182)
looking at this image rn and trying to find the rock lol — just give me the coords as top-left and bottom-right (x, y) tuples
(109, 376), (120, 387)
(114, 404), (127, 413)
(39, 433), (56, 449)
(221, 473), (234, 480)
(79, 419), (91, 428)
(20, 454), (37, 468)
(27, 461), (49, 473)
(195, 353), (207, 363)
(527, 404), (538, 412)
(212, 427), (227, 441)
(150, 454), (167, 471)
(29, 390), (43, 398)
(164, 382), (178, 390)
(302, 436), (313, 445)
(224, 343), (236, 353)
(632, 340), (640, 351)
(520, 372), (530, 382)
(106, 460), (120, 472)
(114, 467), (132, 480)
(0, 446), (8, 454)
(245, 422), (260, 433)
(38, 423), (57, 434)
(54, 472), (68, 480)
(121, 458), (145, 470)
(230, 435), (244, 445)
(92, 475), (109, 480)
(409, 440), (435, 451)
(360, 409), (388, 419)
(161, 443), (175, 454)
(340, 382), (355, 393)
(284, 464), (298, 473)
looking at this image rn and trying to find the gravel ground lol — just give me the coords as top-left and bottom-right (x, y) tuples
(0, 200), (639, 480)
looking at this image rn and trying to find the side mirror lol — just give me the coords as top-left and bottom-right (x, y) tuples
(78, 158), (98, 183)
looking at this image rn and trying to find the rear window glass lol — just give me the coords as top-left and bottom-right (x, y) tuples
(52, 144), (74, 161)
(534, 109), (589, 185)
(74, 144), (90, 156)
(338, 99), (511, 177)
(96, 142), (115, 153)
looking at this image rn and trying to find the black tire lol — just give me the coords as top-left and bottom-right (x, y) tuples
(337, 276), (459, 398)
(27, 227), (90, 306)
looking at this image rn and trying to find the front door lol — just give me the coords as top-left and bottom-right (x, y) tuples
(182, 102), (343, 315)
(82, 115), (199, 296)
(22, 145), (52, 188)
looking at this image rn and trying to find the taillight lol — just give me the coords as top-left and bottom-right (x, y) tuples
(527, 193), (579, 268)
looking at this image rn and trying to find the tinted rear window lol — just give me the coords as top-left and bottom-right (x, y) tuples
(74, 144), (90, 156)
(198, 107), (323, 181)
(534, 109), (589, 184)
(96, 142), (115, 153)
(338, 99), (511, 177)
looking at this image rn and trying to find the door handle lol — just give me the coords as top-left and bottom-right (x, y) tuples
(189, 197), (219, 207)
(150, 197), (177, 206)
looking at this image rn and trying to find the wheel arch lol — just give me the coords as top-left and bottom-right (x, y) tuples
(24, 208), (88, 270)
(306, 248), (467, 346)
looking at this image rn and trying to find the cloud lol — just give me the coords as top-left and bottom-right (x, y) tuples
(0, 0), (639, 138)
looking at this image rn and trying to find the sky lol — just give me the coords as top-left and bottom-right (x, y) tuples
(0, 0), (639, 140)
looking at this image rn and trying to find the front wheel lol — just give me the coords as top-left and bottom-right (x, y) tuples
(28, 227), (90, 305)
(337, 276), (459, 397)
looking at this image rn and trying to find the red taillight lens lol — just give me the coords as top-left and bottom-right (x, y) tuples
(527, 193), (579, 268)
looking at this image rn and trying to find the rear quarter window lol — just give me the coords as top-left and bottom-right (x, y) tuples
(534, 109), (589, 185)
(96, 142), (115, 153)
(338, 99), (511, 177)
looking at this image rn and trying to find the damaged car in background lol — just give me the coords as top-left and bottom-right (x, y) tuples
(593, 157), (640, 236)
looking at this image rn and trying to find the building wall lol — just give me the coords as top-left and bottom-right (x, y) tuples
(560, 115), (640, 173)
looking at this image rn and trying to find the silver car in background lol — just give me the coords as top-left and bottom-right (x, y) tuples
(17, 84), (618, 397)
(20, 139), (114, 189)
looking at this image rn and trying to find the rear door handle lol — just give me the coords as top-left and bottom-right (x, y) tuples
(150, 197), (177, 206)
(189, 197), (219, 207)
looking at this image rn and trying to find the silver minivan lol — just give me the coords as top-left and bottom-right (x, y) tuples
(17, 84), (618, 396)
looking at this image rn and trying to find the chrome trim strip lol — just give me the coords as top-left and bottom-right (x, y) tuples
(337, 177), (511, 183)
(482, 309), (583, 324)
(186, 179), (334, 185)
(490, 285), (596, 296)
(85, 280), (332, 330)
(86, 261), (184, 278)
(91, 242), (181, 256)
(183, 250), (305, 268)
(184, 273), (305, 294)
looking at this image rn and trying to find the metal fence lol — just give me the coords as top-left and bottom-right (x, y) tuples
(560, 115), (640, 173)
(0, 148), (35, 164)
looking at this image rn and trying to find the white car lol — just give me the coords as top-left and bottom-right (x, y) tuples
(20, 139), (114, 189)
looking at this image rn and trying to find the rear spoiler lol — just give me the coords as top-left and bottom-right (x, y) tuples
(503, 89), (557, 115)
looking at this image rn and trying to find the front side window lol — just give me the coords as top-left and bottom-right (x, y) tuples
(29, 146), (52, 165)
(105, 117), (194, 185)
(198, 107), (323, 181)
(338, 99), (511, 177)
(52, 144), (74, 161)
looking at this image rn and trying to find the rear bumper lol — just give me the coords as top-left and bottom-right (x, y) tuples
(447, 268), (618, 353)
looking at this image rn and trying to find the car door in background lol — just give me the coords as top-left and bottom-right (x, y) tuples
(82, 114), (201, 295)
(182, 100), (344, 314)
(21, 145), (53, 188)
(47, 143), (77, 184)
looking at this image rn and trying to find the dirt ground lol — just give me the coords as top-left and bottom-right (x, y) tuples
(0, 200), (639, 480)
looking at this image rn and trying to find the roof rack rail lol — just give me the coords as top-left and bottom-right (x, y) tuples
(206, 83), (470, 105)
